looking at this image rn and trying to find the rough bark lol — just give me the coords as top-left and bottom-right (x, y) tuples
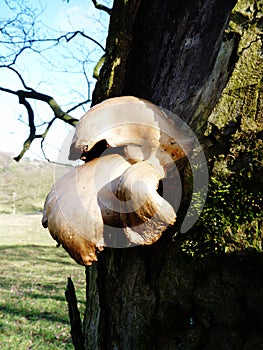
(93, 0), (238, 134)
(83, 0), (263, 349)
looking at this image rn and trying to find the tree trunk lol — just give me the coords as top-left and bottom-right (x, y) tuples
(83, 0), (263, 349)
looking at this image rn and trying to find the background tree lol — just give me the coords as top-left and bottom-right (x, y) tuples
(0, 0), (111, 161)
(1, 0), (262, 349)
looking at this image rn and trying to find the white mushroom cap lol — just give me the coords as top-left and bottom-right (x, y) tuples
(69, 96), (193, 167)
(115, 161), (176, 245)
(42, 154), (130, 265)
(42, 154), (176, 264)
(43, 97), (194, 265)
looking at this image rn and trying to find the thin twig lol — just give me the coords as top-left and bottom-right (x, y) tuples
(91, 0), (112, 15)
(67, 99), (91, 113)
(5, 66), (35, 91)
(0, 86), (80, 161)
(0, 30), (105, 52)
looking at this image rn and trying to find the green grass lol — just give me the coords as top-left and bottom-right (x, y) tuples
(0, 214), (86, 350)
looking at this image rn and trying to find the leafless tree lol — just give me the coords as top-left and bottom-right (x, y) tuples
(0, 0), (111, 161)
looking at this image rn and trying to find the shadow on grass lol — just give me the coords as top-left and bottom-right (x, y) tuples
(0, 303), (68, 324)
(0, 244), (73, 266)
(0, 244), (85, 334)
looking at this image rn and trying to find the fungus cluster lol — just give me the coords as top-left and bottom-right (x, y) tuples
(42, 96), (193, 265)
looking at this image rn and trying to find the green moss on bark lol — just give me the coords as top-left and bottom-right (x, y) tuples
(92, 0), (140, 104)
(188, 0), (263, 256)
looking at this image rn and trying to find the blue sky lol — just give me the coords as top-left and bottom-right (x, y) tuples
(0, 0), (112, 161)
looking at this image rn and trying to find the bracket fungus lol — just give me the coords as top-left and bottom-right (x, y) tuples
(42, 96), (194, 265)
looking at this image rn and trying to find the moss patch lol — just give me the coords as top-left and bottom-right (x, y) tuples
(177, 0), (263, 257)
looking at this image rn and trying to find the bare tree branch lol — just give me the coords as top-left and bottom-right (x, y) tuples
(67, 99), (91, 113)
(82, 61), (91, 101)
(4, 66), (34, 91)
(40, 116), (57, 162)
(0, 0), (109, 161)
(0, 86), (80, 161)
(0, 87), (79, 126)
(13, 96), (36, 161)
(0, 30), (105, 54)
(91, 0), (112, 15)
(93, 54), (105, 79)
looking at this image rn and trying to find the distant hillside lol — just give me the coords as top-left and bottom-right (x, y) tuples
(0, 152), (57, 214)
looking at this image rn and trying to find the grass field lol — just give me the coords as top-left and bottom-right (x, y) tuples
(0, 214), (86, 350)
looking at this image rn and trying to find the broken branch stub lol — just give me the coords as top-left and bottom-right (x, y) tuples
(42, 96), (193, 265)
